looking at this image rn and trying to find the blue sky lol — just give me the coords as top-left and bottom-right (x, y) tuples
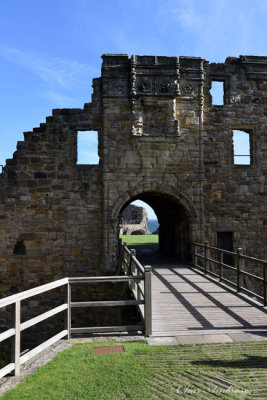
(0, 0), (266, 218)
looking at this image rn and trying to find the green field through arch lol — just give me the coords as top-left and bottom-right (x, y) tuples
(120, 234), (159, 252)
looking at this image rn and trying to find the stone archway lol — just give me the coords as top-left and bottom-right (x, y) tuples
(111, 183), (198, 220)
(108, 183), (199, 267)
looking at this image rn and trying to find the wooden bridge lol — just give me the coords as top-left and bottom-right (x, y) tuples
(123, 242), (267, 339)
(152, 264), (267, 338)
(0, 242), (266, 378)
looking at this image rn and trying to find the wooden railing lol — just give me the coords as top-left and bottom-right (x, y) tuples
(68, 274), (146, 336)
(0, 245), (152, 378)
(191, 242), (267, 306)
(0, 278), (69, 378)
(120, 242), (152, 336)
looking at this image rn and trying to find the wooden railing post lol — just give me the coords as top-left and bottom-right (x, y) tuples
(204, 241), (209, 274)
(11, 300), (21, 376)
(130, 249), (136, 293)
(130, 249), (136, 274)
(137, 272), (142, 301)
(118, 238), (122, 269)
(144, 265), (152, 336)
(237, 248), (244, 292)
(264, 265), (267, 307)
(65, 281), (71, 339)
(219, 252), (223, 282)
(192, 243), (197, 267)
(122, 242), (127, 273)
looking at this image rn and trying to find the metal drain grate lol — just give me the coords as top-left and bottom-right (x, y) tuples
(93, 345), (125, 355)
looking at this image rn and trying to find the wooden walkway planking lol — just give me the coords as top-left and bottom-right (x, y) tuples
(151, 264), (267, 337)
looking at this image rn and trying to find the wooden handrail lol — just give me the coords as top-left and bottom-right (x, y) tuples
(192, 242), (267, 265)
(119, 242), (152, 335)
(69, 275), (144, 283)
(0, 279), (69, 379)
(191, 242), (267, 306)
(0, 278), (69, 308)
(0, 245), (151, 379)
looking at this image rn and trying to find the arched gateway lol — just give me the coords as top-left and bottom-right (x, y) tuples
(0, 54), (266, 295)
(120, 193), (191, 261)
(109, 183), (199, 266)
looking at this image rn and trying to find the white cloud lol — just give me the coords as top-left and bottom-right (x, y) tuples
(38, 90), (76, 107)
(156, 0), (267, 60)
(0, 46), (92, 88)
(168, 0), (203, 31)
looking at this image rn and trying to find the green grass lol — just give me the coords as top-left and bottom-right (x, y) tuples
(120, 234), (159, 251)
(2, 340), (267, 399)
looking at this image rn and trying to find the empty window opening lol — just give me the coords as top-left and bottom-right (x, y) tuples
(210, 81), (224, 105)
(13, 240), (26, 255)
(77, 131), (99, 165)
(233, 130), (251, 165)
(217, 232), (233, 266)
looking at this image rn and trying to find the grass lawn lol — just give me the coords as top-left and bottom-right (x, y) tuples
(120, 234), (159, 252)
(2, 340), (267, 399)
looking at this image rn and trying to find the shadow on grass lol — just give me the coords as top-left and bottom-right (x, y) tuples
(192, 354), (267, 369)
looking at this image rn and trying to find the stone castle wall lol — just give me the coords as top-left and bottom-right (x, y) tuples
(0, 54), (266, 297)
(120, 204), (149, 235)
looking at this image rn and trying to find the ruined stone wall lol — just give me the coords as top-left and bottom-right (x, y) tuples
(0, 54), (266, 299)
(0, 80), (104, 295)
(203, 56), (267, 259)
(120, 204), (149, 234)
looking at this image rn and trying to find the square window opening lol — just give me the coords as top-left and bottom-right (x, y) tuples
(210, 81), (224, 106)
(232, 130), (251, 165)
(77, 131), (99, 165)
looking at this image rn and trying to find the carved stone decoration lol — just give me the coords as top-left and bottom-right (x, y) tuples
(171, 99), (180, 136)
(160, 80), (172, 93)
(143, 104), (164, 136)
(130, 99), (143, 136)
(140, 79), (152, 93)
(136, 76), (179, 96)
(129, 55), (180, 136)
(130, 55), (143, 136)
(158, 79), (180, 95)
(183, 84), (193, 94)
(166, 98), (180, 136)
(142, 99), (179, 137)
(130, 55), (137, 96)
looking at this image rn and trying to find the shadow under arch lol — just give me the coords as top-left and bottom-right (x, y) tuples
(113, 184), (198, 263)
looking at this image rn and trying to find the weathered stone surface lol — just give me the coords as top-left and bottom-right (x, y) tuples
(119, 204), (149, 235)
(0, 53), (265, 299)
